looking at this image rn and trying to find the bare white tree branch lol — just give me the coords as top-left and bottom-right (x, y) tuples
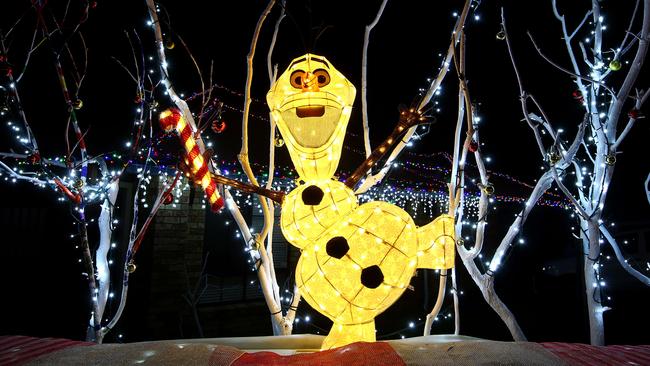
(361, 0), (389, 158)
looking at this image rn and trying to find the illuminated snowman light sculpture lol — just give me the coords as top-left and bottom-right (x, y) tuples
(162, 53), (455, 350)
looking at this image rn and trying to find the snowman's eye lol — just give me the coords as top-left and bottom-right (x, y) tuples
(326, 236), (349, 259)
(290, 70), (305, 88)
(361, 265), (384, 289)
(313, 69), (330, 87)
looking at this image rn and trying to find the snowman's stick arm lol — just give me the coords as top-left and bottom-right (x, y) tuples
(210, 173), (285, 204)
(345, 107), (433, 189)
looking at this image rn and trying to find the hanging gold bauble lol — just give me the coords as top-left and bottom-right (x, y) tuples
(73, 99), (83, 110)
(548, 150), (561, 165)
(274, 136), (285, 147)
(609, 60), (622, 71)
(605, 153), (616, 166)
(73, 179), (85, 189)
(127, 260), (137, 273)
(496, 30), (506, 40)
(481, 183), (495, 196)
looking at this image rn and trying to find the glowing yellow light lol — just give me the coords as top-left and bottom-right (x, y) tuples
(267, 54), (355, 181)
(269, 54), (455, 350)
(416, 214), (456, 269)
(158, 108), (223, 212)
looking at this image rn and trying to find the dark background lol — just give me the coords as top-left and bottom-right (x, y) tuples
(1, 0), (649, 345)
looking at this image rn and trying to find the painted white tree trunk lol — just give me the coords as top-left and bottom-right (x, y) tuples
(93, 181), (119, 343)
(423, 269), (447, 335)
(581, 218), (605, 345)
(451, 268), (460, 335)
(499, 0), (650, 344)
(81, 224), (100, 342)
(644, 173), (650, 204)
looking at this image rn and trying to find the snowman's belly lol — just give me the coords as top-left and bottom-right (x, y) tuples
(280, 180), (357, 249)
(295, 201), (418, 324)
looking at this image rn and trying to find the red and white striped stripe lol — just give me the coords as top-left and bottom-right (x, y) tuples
(159, 108), (224, 212)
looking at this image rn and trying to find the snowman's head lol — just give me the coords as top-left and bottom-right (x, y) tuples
(267, 54), (355, 181)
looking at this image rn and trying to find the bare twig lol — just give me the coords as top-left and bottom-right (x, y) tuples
(176, 34), (206, 127)
(267, 0), (285, 83)
(527, 32), (616, 97)
(361, 0), (389, 158)
(239, 0), (276, 294)
(356, 0), (472, 194)
(600, 226), (650, 286)
(612, 88), (649, 150)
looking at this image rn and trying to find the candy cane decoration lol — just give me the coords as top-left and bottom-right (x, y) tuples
(53, 177), (82, 204)
(159, 108), (224, 212)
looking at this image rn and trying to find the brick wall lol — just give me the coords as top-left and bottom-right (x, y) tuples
(144, 182), (299, 339)
(147, 184), (206, 339)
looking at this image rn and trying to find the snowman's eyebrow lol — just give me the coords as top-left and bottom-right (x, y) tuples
(289, 57), (329, 69)
(290, 57), (306, 67)
(309, 57), (329, 68)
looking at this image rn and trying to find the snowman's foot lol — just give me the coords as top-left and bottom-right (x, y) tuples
(321, 320), (376, 350)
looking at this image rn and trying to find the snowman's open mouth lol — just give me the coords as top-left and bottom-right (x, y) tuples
(277, 94), (344, 148)
(296, 105), (325, 118)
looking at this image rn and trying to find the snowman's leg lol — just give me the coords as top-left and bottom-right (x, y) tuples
(321, 320), (376, 350)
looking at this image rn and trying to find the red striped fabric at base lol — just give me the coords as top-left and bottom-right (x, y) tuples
(3, 335), (650, 365)
(0, 336), (93, 366)
(231, 341), (405, 366)
(541, 342), (650, 365)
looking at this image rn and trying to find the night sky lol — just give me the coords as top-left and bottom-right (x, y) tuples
(1, 0), (649, 345)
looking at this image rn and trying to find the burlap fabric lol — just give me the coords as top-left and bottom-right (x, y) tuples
(390, 339), (569, 366)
